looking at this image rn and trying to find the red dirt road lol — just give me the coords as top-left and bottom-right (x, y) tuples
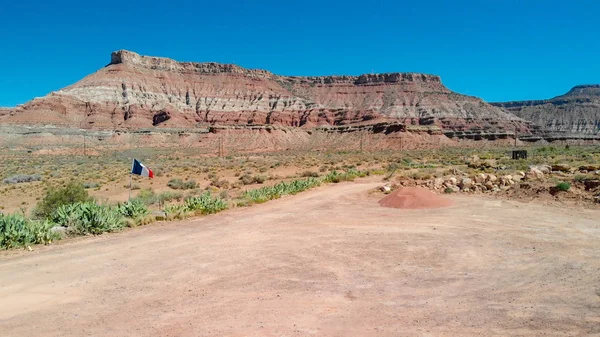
(1, 181), (600, 336)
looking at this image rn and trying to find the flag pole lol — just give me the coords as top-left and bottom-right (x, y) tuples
(129, 159), (133, 201)
(129, 173), (132, 201)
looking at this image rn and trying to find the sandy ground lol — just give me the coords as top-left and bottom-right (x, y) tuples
(1, 180), (600, 336)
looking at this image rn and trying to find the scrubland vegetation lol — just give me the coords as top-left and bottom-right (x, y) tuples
(0, 144), (599, 249)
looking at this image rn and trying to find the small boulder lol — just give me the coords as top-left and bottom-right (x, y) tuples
(551, 163), (571, 172)
(499, 175), (513, 186)
(50, 226), (67, 239)
(152, 210), (167, 221)
(486, 174), (497, 183)
(433, 178), (445, 189)
(530, 165), (551, 174)
(474, 174), (486, 184)
(525, 168), (544, 180)
(458, 177), (473, 190)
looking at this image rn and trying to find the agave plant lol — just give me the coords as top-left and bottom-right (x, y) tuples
(52, 202), (125, 235)
(323, 171), (343, 183)
(117, 199), (149, 219)
(184, 192), (228, 215)
(163, 204), (189, 220)
(0, 213), (57, 249)
(243, 177), (321, 204)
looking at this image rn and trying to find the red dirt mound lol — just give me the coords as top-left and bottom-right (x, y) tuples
(378, 187), (453, 209)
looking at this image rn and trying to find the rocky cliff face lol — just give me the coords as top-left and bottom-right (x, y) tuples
(492, 85), (600, 135)
(1, 50), (526, 132)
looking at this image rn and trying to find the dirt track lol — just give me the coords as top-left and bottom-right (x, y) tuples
(1, 180), (600, 336)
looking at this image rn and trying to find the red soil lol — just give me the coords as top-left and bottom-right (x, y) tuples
(378, 187), (453, 209)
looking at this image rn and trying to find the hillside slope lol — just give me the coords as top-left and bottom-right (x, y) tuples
(0, 50), (525, 132)
(492, 85), (600, 135)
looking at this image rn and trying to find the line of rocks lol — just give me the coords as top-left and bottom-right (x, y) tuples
(412, 164), (600, 195)
(422, 173), (518, 193)
(525, 164), (600, 180)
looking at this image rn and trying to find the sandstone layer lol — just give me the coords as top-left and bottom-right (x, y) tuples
(492, 85), (600, 135)
(0, 50), (526, 132)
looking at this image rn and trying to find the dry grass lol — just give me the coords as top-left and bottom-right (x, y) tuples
(0, 145), (599, 214)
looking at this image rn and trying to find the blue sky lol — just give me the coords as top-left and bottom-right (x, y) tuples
(0, 0), (598, 107)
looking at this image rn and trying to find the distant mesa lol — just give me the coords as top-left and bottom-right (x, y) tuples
(4, 51), (598, 138)
(492, 84), (600, 135)
(559, 84), (600, 98)
(0, 50), (526, 134)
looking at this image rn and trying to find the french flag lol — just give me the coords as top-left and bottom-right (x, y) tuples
(131, 159), (154, 178)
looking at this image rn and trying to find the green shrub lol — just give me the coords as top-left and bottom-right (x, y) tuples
(117, 199), (149, 219)
(370, 169), (386, 175)
(556, 182), (571, 191)
(444, 187), (454, 194)
(52, 202), (125, 235)
(323, 169), (367, 183)
(133, 188), (158, 205)
(573, 174), (592, 183)
(33, 182), (91, 219)
(239, 174), (267, 185)
(157, 191), (183, 206)
(3, 174), (42, 184)
(164, 204), (189, 220)
(83, 182), (100, 189)
(301, 171), (319, 178)
(323, 171), (342, 183)
(210, 179), (230, 189)
(153, 168), (164, 177)
(0, 213), (58, 249)
(167, 179), (198, 190)
(239, 174), (253, 185)
(243, 178), (321, 204)
(184, 192), (228, 215)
